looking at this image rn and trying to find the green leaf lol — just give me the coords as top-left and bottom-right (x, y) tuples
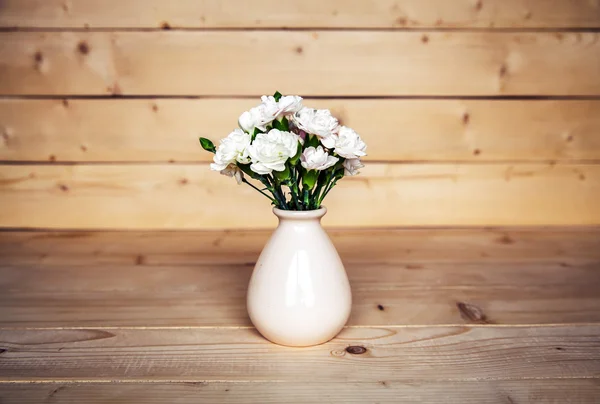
(302, 169), (319, 190)
(273, 165), (291, 181)
(273, 91), (282, 102)
(199, 137), (216, 153)
(251, 127), (261, 142)
(289, 142), (302, 165)
(272, 117), (291, 132)
(305, 134), (320, 149)
(272, 119), (284, 131)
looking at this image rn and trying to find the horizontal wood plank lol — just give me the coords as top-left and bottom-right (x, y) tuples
(2, 379), (599, 403)
(1, 163), (598, 228)
(1, 326), (599, 381)
(2, 99), (600, 162)
(1, 261), (599, 327)
(2, 228), (600, 265)
(1, 31), (599, 96)
(1, 0), (599, 29)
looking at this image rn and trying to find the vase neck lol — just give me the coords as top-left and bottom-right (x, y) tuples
(273, 207), (327, 223)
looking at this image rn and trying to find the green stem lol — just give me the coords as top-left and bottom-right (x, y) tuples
(257, 176), (282, 207)
(296, 168), (305, 210)
(303, 188), (310, 208)
(293, 167), (303, 210)
(287, 168), (302, 210)
(314, 171), (333, 207)
(267, 176), (289, 210)
(277, 183), (289, 210)
(242, 178), (277, 204)
(311, 174), (326, 209)
(287, 180), (299, 210)
(289, 188), (300, 210)
(317, 175), (339, 207)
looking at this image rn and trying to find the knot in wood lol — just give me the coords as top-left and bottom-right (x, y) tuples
(457, 302), (488, 323)
(77, 41), (90, 55)
(346, 345), (367, 355)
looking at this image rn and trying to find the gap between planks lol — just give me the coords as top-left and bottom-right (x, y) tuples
(3, 225), (600, 231)
(2, 27), (600, 32)
(3, 95), (600, 100)
(2, 377), (600, 383)
(4, 160), (600, 165)
(2, 324), (600, 331)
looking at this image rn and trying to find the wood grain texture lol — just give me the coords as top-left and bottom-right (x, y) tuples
(1, 326), (599, 381)
(2, 31), (600, 96)
(2, 228), (600, 265)
(2, 379), (599, 404)
(2, 99), (599, 163)
(1, 0), (599, 29)
(1, 228), (599, 400)
(1, 163), (599, 229)
(1, 261), (599, 327)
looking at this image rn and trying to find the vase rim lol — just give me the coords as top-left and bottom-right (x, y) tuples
(272, 206), (327, 220)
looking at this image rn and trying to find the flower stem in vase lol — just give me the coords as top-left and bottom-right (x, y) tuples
(268, 176), (288, 210)
(241, 178), (277, 204)
(287, 169), (302, 210)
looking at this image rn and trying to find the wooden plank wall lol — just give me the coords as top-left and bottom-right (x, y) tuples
(0, 1), (599, 229)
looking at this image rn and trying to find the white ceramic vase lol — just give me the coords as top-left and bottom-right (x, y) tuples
(247, 207), (352, 347)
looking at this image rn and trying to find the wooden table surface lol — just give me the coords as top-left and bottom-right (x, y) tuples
(1, 228), (599, 403)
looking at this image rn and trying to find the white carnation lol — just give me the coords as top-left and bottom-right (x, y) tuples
(238, 104), (278, 133)
(210, 129), (251, 171)
(259, 96), (282, 119)
(300, 146), (339, 171)
(334, 126), (367, 159)
(292, 108), (339, 148)
(343, 158), (364, 176)
(219, 163), (244, 184)
(239, 95), (303, 133)
(274, 95), (303, 117)
(247, 129), (299, 175)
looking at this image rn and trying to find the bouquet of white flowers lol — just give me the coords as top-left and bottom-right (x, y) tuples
(199, 92), (367, 210)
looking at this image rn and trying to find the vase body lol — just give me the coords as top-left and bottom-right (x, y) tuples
(247, 207), (352, 347)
